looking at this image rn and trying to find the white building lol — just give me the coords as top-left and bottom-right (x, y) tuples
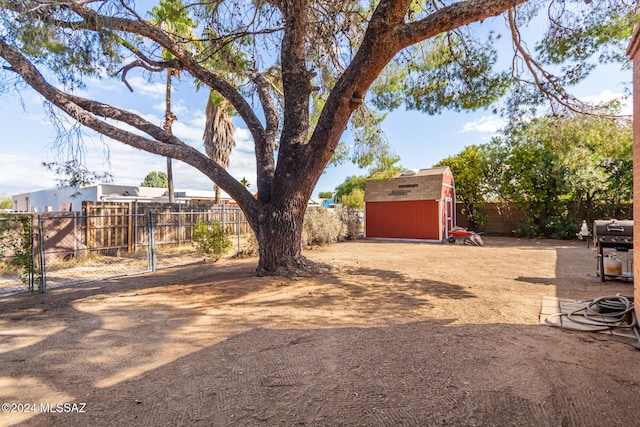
(12, 184), (221, 212)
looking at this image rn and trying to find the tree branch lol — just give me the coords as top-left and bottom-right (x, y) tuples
(507, 8), (590, 115)
(278, 0), (312, 148)
(396, 0), (528, 48)
(251, 70), (279, 203)
(59, 2), (269, 154)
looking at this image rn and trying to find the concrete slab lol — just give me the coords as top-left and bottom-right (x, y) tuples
(540, 296), (638, 338)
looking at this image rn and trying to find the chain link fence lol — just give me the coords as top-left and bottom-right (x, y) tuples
(0, 216), (42, 295)
(0, 203), (252, 297)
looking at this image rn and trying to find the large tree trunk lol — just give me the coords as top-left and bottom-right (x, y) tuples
(256, 206), (305, 275)
(255, 188), (311, 276)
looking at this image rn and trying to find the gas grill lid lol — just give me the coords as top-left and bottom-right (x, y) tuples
(593, 219), (633, 245)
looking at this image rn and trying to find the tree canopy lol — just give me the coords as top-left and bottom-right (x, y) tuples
(435, 145), (488, 230)
(0, 194), (11, 210)
(0, 0), (636, 274)
(335, 176), (368, 203)
(440, 111), (633, 238)
(141, 171), (169, 188)
(318, 191), (334, 200)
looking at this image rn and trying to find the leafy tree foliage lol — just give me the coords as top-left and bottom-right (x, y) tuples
(141, 171), (169, 188)
(435, 146), (488, 230)
(498, 133), (570, 237)
(495, 113), (633, 232)
(318, 191), (334, 199)
(444, 111), (632, 238)
(0, 0), (635, 274)
(240, 177), (251, 188)
(340, 188), (365, 210)
(335, 176), (367, 203)
(0, 195), (11, 209)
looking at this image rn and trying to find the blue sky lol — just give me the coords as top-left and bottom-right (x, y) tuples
(0, 12), (632, 200)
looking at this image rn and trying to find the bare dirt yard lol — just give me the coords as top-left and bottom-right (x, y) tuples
(1, 237), (639, 426)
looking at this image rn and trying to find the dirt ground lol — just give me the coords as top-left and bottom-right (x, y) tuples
(1, 237), (639, 426)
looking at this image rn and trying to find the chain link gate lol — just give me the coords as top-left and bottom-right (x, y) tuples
(0, 215), (44, 294)
(0, 205), (251, 297)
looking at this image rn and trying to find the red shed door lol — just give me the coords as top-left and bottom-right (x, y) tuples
(366, 200), (440, 240)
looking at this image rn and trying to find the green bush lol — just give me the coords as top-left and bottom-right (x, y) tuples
(513, 212), (580, 239)
(545, 214), (580, 240)
(513, 218), (539, 238)
(192, 221), (232, 261)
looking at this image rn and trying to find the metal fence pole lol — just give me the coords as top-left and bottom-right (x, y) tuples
(237, 206), (241, 254)
(134, 200), (138, 251)
(147, 211), (157, 271)
(178, 203), (182, 244)
(28, 216), (35, 292)
(37, 217), (46, 292)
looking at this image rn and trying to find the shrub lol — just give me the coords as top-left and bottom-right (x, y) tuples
(513, 218), (539, 238)
(335, 205), (362, 240)
(302, 207), (344, 245)
(236, 231), (258, 258)
(340, 188), (364, 209)
(192, 220), (232, 261)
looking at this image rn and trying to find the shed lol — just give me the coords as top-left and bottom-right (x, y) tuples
(364, 166), (456, 242)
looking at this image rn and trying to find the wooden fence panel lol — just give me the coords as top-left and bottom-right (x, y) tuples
(81, 202), (250, 251)
(82, 202), (132, 252)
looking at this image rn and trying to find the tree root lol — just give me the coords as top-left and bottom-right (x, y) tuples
(255, 255), (334, 278)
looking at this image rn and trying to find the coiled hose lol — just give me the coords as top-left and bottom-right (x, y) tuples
(545, 294), (640, 344)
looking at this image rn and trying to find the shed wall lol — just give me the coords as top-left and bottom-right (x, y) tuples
(365, 200), (440, 240)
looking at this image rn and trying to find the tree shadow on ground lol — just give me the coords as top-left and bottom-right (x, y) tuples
(509, 239), (632, 300)
(3, 317), (640, 426)
(0, 250), (481, 424)
(1, 238), (638, 426)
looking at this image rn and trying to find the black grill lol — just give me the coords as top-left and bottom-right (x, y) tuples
(593, 219), (633, 282)
(593, 219), (633, 247)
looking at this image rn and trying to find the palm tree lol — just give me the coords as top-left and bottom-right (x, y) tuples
(203, 94), (235, 204)
(149, 0), (196, 203)
(163, 69), (177, 203)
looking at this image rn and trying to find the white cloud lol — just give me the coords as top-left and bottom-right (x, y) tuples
(152, 101), (165, 112)
(459, 115), (506, 134)
(173, 121), (205, 146)
(172, 100), (194, 117)
(234, 127), (255, 152)
(0, 153), (58, 195)
(582, 90), (631, 115)
(126, 76), (166, 99)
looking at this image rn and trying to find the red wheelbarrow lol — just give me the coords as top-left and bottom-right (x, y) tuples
(447, 227), (484, 246)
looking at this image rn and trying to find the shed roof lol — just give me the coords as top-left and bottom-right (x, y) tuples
(364, 166), (453, 202)
(413, 166), (450, 176)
